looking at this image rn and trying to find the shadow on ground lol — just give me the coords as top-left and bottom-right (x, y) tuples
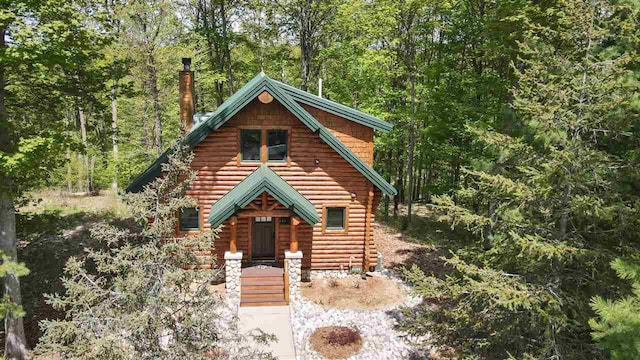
(375, 204), (476, 359)
(376, 204), (474, 279)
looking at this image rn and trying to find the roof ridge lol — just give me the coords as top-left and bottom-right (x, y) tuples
(126, 72), (397, 196)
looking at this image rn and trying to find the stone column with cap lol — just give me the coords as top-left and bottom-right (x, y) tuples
(224, 251), (242, 307)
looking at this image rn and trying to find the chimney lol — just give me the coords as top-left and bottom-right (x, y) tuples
(179, 58), (195, 134)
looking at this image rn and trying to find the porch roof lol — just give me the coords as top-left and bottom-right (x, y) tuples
(207, 165), (320, 227)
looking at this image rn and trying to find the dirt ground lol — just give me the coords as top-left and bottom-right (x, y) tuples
(374, 203), (471, 278)
(373, 222), (451, 277)
(301, 276), (405, 310)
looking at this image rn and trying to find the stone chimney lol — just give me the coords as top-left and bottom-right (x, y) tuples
(179, 58), (195, 133)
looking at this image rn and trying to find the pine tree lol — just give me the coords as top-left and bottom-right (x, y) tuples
(590, 259), (640, 359)
(35, 144), (275, 359)
(403, 0), (640, 357)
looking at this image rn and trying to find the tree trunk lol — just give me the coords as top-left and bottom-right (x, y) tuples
(219, 0), (234, 96)
(147, 52), (162, 154)
(298, 0), (310, 91)
(89, 156), (96, 195)
(143, 96), (151, 151)
(300, 31), (309, 91)
(422, 161), (433, 202)
(406, 73), (416, 223)
(483, 200), (495, 250)
(111, 84), (119, 192)
(393, 142), (404, 217)
(384, 147), (392, 219)
(0, 200), (28, 360)
(66, 149), (72, 193)
(0, 26), (29, 360)
(78, 104), (90, 193)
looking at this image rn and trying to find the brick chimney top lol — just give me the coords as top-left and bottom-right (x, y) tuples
(182, 57), (191, 71)
(179, 58), (195, 134)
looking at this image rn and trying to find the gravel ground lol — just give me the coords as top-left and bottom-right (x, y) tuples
(290, 270), (432, 360)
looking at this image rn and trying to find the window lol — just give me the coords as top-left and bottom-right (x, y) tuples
(325, 207), (346, 230)
(240, 129), (261, 162)
(179, 208), (200, 231)
(239, 128), (289, 163)
(267, 130), (288, 162)
(254, 216), (272, 223)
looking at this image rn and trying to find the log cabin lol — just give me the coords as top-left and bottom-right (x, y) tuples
(126, 58), (396, 306)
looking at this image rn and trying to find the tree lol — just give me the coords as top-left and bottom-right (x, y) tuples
(404, 0), (640, 357)
(191, 0), (238, 106)
(119, 0), (181, 155)
(590, 259), (640, 360)
(1, 0), (111, 357)
(36, 143), (275, 359)
(275, 0), (338, 91)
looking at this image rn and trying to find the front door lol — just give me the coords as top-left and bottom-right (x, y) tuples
(252, 217), (275, 260)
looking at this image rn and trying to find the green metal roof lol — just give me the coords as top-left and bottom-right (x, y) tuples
(126, 73), (397, 196)
(273, 79), (393, 132)
(208, 165), (319, 227)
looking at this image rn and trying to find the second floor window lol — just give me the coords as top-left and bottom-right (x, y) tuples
(240, 129), (261, 162)
(267, 130), (288, 162)
(240, 128), (289, 163)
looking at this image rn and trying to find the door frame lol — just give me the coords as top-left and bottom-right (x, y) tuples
(249, 216), (278, 261)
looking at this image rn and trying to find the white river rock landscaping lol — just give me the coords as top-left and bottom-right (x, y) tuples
(290, 270), (431, 359)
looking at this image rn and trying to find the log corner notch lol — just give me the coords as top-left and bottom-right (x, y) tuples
(229, 215), (238, 253)
(290, 216), (300, 252)
(363, 185), (374, 273)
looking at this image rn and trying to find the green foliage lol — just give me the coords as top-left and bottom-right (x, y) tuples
(404, 0), (640, 358)
(35, 144), (275, 359)
(590, 259), (640, 359)
(1, 0), (111, 197)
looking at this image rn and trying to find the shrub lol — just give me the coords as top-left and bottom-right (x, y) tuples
(325, 327), (361, 346)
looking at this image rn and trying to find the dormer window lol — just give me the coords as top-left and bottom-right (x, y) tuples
(239, 128), (289, 164)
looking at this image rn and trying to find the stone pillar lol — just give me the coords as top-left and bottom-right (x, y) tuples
(285, 250), (303, 302)
(224, 251), (242, 307)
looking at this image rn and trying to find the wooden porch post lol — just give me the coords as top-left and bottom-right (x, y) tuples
(363, 186), (374, 271)
(290, 216), (300, 252)
(230, 215), (238, 253)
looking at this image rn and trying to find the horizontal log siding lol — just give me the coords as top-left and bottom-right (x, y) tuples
(185, 98), (378, 270)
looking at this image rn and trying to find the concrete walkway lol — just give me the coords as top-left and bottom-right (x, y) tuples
(238, 305), (296, 359)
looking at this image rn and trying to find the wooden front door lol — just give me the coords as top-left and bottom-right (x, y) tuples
(252, 217), (275, 259)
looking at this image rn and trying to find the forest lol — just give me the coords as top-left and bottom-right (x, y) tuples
(1, 0), (640, 359)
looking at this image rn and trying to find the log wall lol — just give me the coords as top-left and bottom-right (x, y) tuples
(184, 98), (381, 270)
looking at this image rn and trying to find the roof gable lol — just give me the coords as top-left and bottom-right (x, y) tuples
(273, 79), (393, 132)
(208, 165), (319, 227)
(126, 73), (397, 196)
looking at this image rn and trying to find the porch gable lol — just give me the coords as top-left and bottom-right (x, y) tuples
(208, 164), (319, 227)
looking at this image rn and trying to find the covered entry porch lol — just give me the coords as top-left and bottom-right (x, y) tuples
(207, 165), (319, 306)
